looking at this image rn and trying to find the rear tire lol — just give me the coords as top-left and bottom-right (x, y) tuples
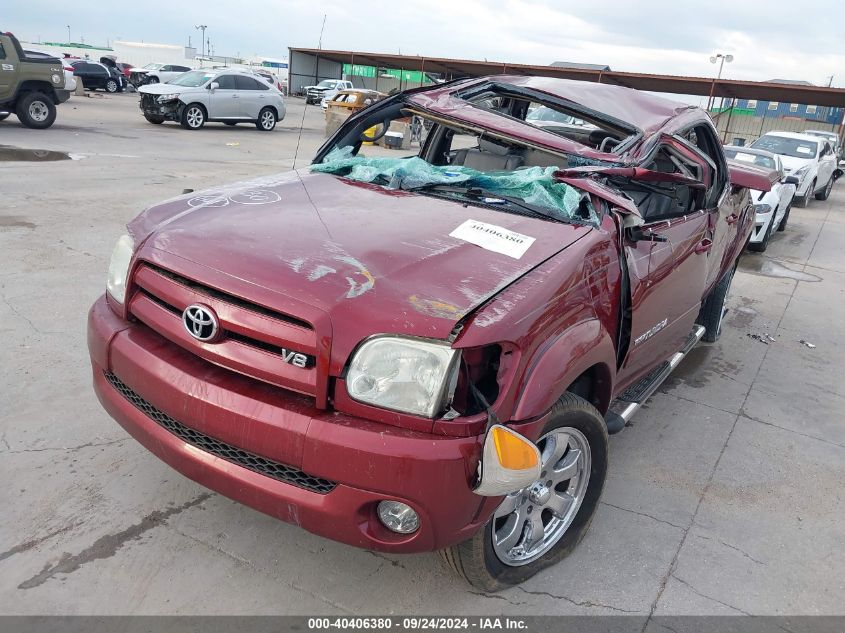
(440, 393), (608, 592)
(180, 103), (206, 130)
(256, 107), (276, 131)
(144, 114), (165, 124)
(815, 177), (833, 201)
(697, 264), (736, 343)
(16, 92), (56, 129)
(799, 180), (815, 207)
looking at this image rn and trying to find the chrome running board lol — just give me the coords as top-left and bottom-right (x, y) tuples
(605, 325), (706, 432)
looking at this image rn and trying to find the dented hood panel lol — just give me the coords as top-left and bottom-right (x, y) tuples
(129, 170), (591, 357)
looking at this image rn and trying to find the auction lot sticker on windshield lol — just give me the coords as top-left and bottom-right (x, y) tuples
(449, 220), (536, 259)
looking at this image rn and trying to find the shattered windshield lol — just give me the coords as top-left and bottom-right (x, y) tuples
(312, 146), (595, 225)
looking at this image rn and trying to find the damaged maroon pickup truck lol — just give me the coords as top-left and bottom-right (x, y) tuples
(88, 76), (772, 590)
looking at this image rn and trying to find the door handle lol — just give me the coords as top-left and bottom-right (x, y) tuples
(695, 238), (713, 254)
(725, 213), (739, 225)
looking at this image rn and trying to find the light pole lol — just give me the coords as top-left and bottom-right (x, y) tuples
(707, 53), (733, 111)
(67, 25), (71, 42)
(195, 25), (208, 59)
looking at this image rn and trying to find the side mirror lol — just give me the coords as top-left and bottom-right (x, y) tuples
(209, 82), (219, 92)
(783, 175), (800, 186)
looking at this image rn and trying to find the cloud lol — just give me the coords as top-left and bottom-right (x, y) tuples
(6, 0), (845, 87)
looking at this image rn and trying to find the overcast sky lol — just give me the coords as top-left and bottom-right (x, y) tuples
(7, 0), (844, 92)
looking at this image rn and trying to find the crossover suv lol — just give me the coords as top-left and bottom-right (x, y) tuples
(751, 131), (838, 206)
(138, 69), (286, 130)
(70, 60), (126, 93)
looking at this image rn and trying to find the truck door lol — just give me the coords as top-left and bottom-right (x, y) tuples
(615, 141), (713, 386)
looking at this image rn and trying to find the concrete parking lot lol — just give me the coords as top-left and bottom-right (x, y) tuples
(1, 91), (843, 617)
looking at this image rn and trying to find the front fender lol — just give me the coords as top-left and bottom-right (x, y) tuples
(512, 318), (617, 421)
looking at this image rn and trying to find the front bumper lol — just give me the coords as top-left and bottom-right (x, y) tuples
(139, 96), (181, 121)
(88, 295), (492, 552)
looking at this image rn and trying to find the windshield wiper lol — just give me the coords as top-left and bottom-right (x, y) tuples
(407, 184), (573, 223)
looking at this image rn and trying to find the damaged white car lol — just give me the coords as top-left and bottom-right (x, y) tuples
(723, 146), (798, 252)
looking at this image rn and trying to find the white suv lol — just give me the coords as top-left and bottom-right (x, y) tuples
(751, 131), (838, 206)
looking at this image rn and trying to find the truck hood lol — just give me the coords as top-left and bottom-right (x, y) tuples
(129, 171), (592, 342)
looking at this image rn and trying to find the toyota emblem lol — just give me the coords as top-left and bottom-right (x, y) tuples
(182, 304), (219, 342)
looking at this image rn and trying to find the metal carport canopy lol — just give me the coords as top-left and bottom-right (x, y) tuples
(289, 47), (845, 109)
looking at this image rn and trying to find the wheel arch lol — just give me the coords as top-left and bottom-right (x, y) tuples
(511, 319), (617, 421)
(260, 104), (279, 119)
(15, 81), (58, 103)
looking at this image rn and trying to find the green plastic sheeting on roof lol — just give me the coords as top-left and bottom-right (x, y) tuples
(311, 146), (591, 223)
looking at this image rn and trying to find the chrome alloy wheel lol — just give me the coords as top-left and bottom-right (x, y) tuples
(260, 110), (275, 129)
(491, 427), (591, 566)
(186, 106), (204, 128)
(28, 100), (49, 122)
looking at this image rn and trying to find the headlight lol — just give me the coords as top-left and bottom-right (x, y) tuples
(753, 203), (772, 215)
(156, 93), (180, 103)
(792, 165), (810, 181)
(346, 337), (460, 418)
(106, 234), (134, 304)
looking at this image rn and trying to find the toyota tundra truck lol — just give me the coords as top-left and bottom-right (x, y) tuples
(88, 76), (771, 591)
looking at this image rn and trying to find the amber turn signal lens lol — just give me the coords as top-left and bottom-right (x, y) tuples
(492, 426), (539, 470)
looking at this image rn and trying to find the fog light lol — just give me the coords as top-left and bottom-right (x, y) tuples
(377, 501), (420, 534)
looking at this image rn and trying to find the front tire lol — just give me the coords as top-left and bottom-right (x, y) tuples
(747, 218), (773, 253)
(16, 92), (56, 129)
(441, 393), (608, 592)
(105, 79), (118, 93)
(799, 180), (815, 207)
(180, 104), (206, 130)
(697, 264), (736, 343)
(147, 76), (159, 84)
(777, 203), (791, 232)
(144, 114), (165, 124)
(815, 177), (833, 201)
(256, 107), (276, 131)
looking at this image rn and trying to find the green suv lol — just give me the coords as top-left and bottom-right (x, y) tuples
(0, 31), (70, 129)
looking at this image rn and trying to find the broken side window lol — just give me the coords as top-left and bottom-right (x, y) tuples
(457, 83), (636, 154)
